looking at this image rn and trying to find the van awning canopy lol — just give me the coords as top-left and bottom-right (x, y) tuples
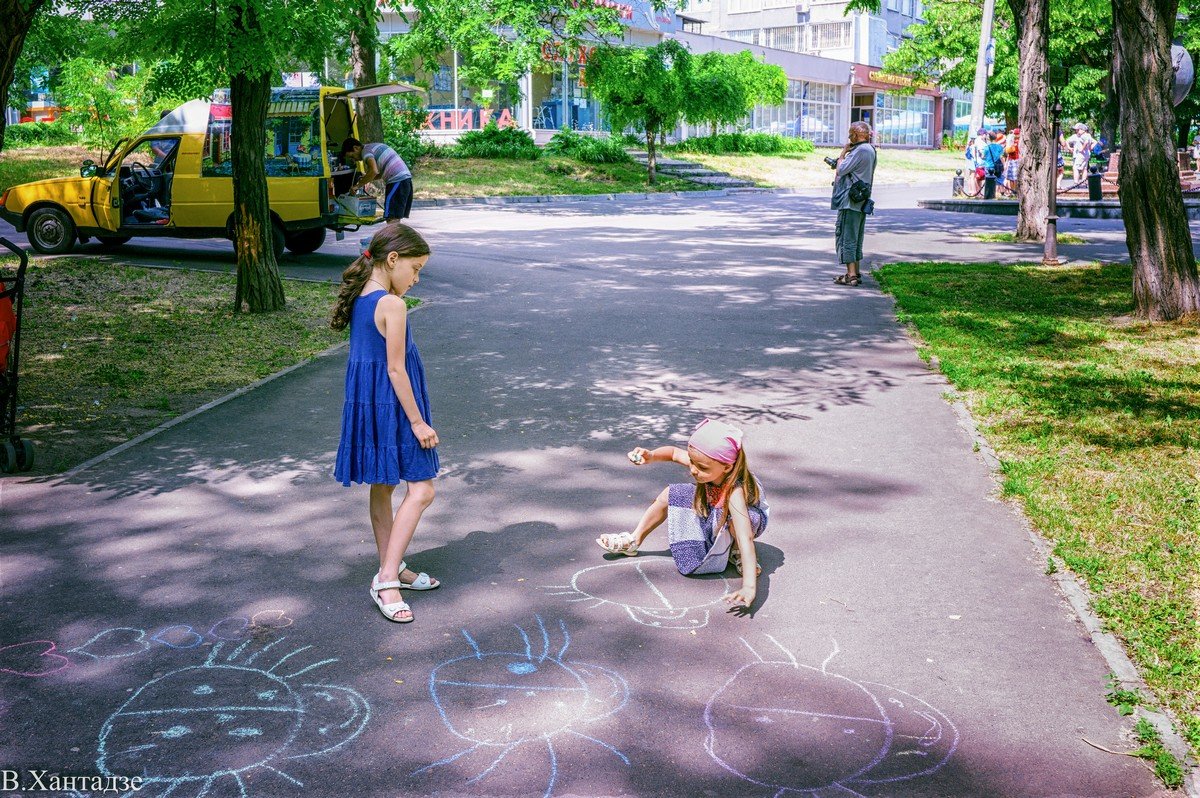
(326, 82), (423, 100)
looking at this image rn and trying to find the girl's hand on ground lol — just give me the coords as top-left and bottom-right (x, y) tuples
(413, 421), (439, 448)
(627, 447), (650, 465)
(723, 587), (755, 608)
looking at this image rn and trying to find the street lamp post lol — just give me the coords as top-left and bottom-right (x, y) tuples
(1043, 64), (1069, 267)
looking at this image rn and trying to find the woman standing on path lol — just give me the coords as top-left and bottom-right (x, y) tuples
(331, 223), (441, 623)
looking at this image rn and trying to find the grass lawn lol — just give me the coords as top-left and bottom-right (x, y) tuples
(973, 231), (1088, 245)
(669, 146), (963, 189)
(0, 145), (96, 189)
(413, 155), (701, 198)
(875, 260), (1200, 769)
(0, 146), (700, 197)
(2, 256), (350, 475)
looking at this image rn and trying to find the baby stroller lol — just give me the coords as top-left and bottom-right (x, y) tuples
(0, 237), (34, 472)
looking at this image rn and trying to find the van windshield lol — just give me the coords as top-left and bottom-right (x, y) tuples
(201, 88), (325, 178)
(104, 138), (131, 172)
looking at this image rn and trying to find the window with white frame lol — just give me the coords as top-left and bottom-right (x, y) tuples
(875, 92), (933, 146)
(811, 21), (851, 49)
(726, 28), (762, 45)
(726, 0), (762, 12)
(765, 26), (799, 51)
(748, 78), (841, 145)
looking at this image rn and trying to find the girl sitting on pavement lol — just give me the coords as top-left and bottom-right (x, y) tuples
(596, 419), (769, 608)
(331, 223), (441, 624)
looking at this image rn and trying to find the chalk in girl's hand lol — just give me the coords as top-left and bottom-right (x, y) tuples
(628, 451), (644, 465)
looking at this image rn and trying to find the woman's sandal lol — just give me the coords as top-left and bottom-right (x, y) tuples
(596, 532), (640, 556)
(833, 273), (862, 286)
(369, 579), (414, 623)
(397, 560), (440, 591)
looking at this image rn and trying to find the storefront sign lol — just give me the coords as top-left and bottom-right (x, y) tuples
(867, 70), (933, 90)
(541, 42), (596, 65)
(423, 107), (515, 131)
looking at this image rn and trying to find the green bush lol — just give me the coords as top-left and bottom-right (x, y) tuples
(4, 120), (80, 148)
(381, 97), (441, 168)
(671, 132), (815, 155)
(543, 128), (632, 164)
(452, 123), (540, 160)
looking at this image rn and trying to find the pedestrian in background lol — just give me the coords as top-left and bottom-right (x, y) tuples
(830, 121), (877, 287)
(1003, 128), (1021, 193)
(1065, 124), (1096, 185)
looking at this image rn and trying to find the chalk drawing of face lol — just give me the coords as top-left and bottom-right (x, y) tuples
(414, 616), (630, 798)
(705, 637), (958, 798)
(96, 638), (369, 797)
(544, 558), (731, 629)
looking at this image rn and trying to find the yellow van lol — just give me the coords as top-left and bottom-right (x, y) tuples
(0, 83), (418, 256)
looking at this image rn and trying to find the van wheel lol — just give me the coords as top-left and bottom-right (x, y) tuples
(95, 235), (131, 249)
(285, 227), (326, 255)
(27, 207), (76, 254)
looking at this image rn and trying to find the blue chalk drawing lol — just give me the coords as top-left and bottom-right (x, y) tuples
(94, 638), (369, 798)
(544, 558), (732, 629)
(414, 616), (630, 798)
(704, 637), (959, 798)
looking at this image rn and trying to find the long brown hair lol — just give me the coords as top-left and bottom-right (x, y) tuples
(330, 223), (430, 331)
(693, 447), (760, 532)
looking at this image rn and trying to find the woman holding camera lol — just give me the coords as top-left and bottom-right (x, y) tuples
(831, 122), (877, 287)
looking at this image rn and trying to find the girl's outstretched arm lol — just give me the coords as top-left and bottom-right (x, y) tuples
(627, 445), (690, 467)
(722, 485), (758, 608)
(378, 294), (438, 448)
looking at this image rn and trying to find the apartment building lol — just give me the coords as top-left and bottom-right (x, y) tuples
(680, 0), (949, 147)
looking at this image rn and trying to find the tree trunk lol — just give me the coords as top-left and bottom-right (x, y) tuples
(0, 0), (48, 152)
(1008, 0), (1051, 242)
(1177, 115), (1192, 150)
(1113, 0), (1200, 320)
(230, 69), (286, 313)
(350, 4), (383, 145)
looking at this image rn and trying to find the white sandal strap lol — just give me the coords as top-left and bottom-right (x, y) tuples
(373, 580), (404, 591)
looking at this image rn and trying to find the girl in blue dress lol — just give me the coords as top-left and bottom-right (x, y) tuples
(331, 223), (440, 623)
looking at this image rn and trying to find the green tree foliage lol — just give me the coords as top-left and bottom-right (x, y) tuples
(8, 6), (111, 112)
(387, 0), (625, 94)
(52, 58), (151, 152)
(685, 50), (787, 135)
(586, 39), (691, 183)
(879, 0), (1109, 127)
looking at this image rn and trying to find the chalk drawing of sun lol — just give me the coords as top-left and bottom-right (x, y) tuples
(95, 638), (370, 797)
(413, 616), (630, 798)
(705, 636), (959, 798)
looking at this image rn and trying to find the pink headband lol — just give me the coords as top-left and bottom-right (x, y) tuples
(687, 419), (743, 464)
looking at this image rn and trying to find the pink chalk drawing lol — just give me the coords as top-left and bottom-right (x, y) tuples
(0, 640), (71, 678)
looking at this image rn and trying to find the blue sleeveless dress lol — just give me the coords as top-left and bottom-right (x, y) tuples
(334, 290), (439, 486)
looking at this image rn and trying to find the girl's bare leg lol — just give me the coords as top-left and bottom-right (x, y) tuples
(375, 480), (435, 609)
(630, 487), (670, 546)
(369, 483), (397, 561)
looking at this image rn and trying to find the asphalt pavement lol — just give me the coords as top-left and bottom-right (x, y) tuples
(0, 185), (1186, 797)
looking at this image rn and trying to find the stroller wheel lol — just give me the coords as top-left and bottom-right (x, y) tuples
(0, 441), (15, 474)
(17, 439), (34, 471)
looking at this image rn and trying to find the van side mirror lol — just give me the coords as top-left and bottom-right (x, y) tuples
(80, 159), (97, 178)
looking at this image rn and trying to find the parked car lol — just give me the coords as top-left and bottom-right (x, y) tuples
(0, 83), (419, 256)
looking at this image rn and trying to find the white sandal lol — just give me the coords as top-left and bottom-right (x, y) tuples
(369, 579), (413, 623)
(596, 532), (639, 556)
(398, 560), (440, 591)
